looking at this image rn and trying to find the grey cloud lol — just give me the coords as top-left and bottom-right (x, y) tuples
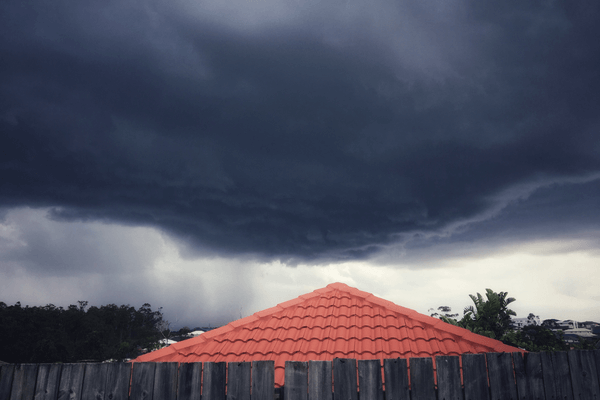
(374, 176), (600, 266)
(1, 0), (599, 262)
(0, 208), (166, 275)
(0, 208), (257, 327)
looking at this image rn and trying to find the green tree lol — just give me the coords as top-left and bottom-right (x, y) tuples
(0, 301), (165, 363)
(455, 289), (517, 340)
(502, 325), (568, 351)
(432, 291), (576, 351)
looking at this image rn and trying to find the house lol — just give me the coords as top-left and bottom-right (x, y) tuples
(556, 320), (579, 330)
(563, 327), (596, 338)
(579, 321), (600, 333)
(159, 338), (178, 347)
(511, 316), (541, 329)
(134, 282), (522, 386)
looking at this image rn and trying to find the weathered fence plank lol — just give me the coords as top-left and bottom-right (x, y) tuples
(104, 363), (131, 400)
(383, 358), (409, 400)
(552, 352), (574, 400)
(333, 358), (357, 400)
(10, 364), (38, 400)
(252, 361), (275, 400)
(568, 350), (600, 400)
(513, 353), (525, 399)
(285, 362), (308, 400)
(595, 350), (600, 392)
(34, 363), (62, 400)
(130, 362), (156, 400)
(227, 362), (250, 400)
(357, 359), (383, 400)
(0, 364), (16, 400)
(409, 357), (436, 400)
(487, 353), (517, 400)
(462, 354), (489, 400)
(178, 363), (202, 400)
(436, 356), (463, 400)
(151, 363), (178, 400)
(204, 362), (226, 400)
(526, 352), (545, 400)
(513, 352), (544, 400)
(81, 363), (108, 400)
(308, 361), (331, 400)
(539, 352), (558, 400)
(57, 363), (85, 400)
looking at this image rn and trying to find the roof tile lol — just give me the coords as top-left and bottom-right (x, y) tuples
(135, 282), (523, 386)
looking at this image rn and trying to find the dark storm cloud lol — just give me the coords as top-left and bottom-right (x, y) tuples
(1, 0), (599, 261)
(0, 208), (165, 276)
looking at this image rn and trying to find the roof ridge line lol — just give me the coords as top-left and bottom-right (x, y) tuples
(197, 283), (348, 341)
(328, 283), (520, 352)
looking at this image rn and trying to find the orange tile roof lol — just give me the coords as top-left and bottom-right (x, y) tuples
(134, 282), (522, 386)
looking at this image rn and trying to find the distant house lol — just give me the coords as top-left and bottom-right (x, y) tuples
(563, 327), (596, 338)
(579, 321), (600, 331)
(157, 338), (178, 348)
(135, 282), (522, 386)
(512, 316), (540, 329)
(556, 320), (579, 330)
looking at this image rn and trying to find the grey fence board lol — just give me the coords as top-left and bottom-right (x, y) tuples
(462, 354), (489, 400)
(178, 363), (202, 400)
(308, 361), (331, 400)
(595, 350), (600, 393)
(568, 350), (600, 400)
(581, 349), (600, 399)
(383, 358), (409, 400)
(104, 362), (131, 400)
(285, 362), (308, 400)
(552, 352), (574, 400)
(539, 352), (558, 400)
(152, 363), (178, 400)
(525, 352), (545, 400)
(357, 359), (383, 400)
(409, 357), (436, 400)
(487, 353), (517, 400)
(227, 362), (250, 400)
(130, 362), (156, 400)
(252, 361), (274, 400)
(82, 363), (108, 400)
(204, 362), (226, 400)
(436, 356), (463, 400)
(0, 365), (15, 400)
(513, 352), (544, 400)
(11, 364), (39, 400)
(333, 358), (357, 400)
(34, 363), (62, 400)
(57, 364), (85, 400)
(512, 353), (526, 399)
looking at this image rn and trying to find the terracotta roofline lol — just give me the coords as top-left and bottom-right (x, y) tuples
(134, 281), (523, 363)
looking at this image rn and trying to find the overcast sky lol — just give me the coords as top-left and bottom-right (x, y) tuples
(1, 0), (599, 328)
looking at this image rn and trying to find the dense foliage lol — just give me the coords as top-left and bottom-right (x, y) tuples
(434, 289), (577, 352)
(438, 289), (517, 340)
(501, 325), (568, 352)
(0, 301), (164, 363)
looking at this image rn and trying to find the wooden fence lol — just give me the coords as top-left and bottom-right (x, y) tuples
(1, 350), (600, 400)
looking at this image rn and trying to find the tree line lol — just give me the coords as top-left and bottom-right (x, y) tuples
(430, 289), (599, 352)
(0, 301), (164, 363)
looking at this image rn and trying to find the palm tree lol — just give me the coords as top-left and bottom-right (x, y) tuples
(458, 289), (517, 340)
